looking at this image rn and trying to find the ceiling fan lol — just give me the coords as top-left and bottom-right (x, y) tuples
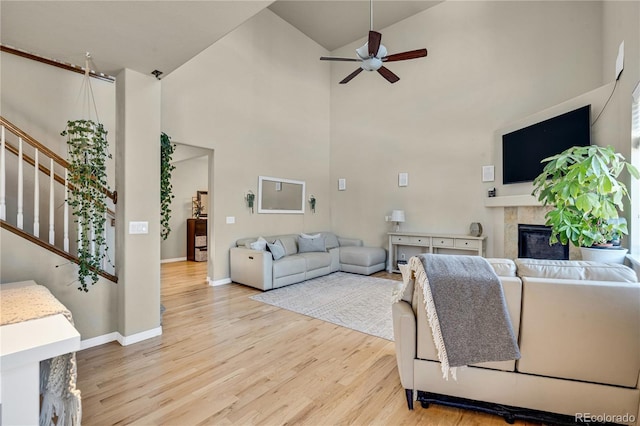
(320, 0), (428, 84)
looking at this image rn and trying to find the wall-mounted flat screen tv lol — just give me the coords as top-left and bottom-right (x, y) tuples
(502, 104), (591, 184)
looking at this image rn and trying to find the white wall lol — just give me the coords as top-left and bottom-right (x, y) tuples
(162, 8), (332, 281)
(329, 1), (604, 256)
(116, 68), (162, 338)
(600, 1), (640, 250)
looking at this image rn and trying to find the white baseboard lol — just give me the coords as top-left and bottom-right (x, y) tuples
(80, 327), (163, 350)
(117, 326), (163, 346)
(80, 332), (118, 350)
(209, 277), (231, 286)
(161, 257), (187, 264)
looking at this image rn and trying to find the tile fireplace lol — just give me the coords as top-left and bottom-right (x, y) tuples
(518, 224), (569, 260)
(504, 206), (579, 260)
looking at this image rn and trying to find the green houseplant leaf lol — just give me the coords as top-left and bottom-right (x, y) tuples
(61, 119), (112, 292)
(532, 145), (637, 248)
(160, 132), (176, 240)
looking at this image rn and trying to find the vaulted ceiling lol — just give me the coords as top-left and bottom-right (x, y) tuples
(0, 1), (441, 78)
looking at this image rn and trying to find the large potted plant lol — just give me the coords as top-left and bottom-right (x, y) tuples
(532, 145), (639, 263)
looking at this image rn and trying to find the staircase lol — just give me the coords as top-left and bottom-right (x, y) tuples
(0, 116), (117, 283)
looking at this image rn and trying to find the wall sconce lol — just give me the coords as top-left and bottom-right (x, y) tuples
(245, 190), (255, 213)
(308, 195), (316, 213)
(390, 210), (405, 232)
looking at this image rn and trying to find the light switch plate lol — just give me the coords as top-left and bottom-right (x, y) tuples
(398, 173), (408, 187)
(482, 165), (495, 182)
(129, 221), (148, 234)
(338, 178), (346, 191)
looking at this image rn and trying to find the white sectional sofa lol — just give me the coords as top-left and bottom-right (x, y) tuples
(230, 232), (386, 291)
(392, 257), (640, 425)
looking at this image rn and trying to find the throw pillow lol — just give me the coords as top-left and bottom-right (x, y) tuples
(300, 233), (321, 239)
(267, 241), (286, 260)
(279, 236), (298, 255)
(298, 235), (326, 253)
(249, 236), (268, 251)
(322, 232), (340, 250)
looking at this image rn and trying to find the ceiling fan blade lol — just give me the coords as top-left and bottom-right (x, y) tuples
(320, 56), (360, 62)
(382, 49), (428, 62)
(377, 66), (400, 84)
(368, 31), (382, 57)
(339, 68), (364, 84)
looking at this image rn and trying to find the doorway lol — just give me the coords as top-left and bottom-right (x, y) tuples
(160, 142), (213, 286)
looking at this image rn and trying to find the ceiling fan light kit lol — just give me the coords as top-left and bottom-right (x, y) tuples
(320, 1), (427, 84)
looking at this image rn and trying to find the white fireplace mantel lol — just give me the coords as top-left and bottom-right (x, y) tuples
(484, 195), (542, 208)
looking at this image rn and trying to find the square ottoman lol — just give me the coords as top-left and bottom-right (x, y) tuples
(340, 246), (386, 275)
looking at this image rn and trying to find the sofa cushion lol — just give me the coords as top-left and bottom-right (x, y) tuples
(486, 258), (516, 277)
(272, 255), (306, 279)
(515, 258), (637, 282)
(298, 235), (326, 253)
(279, 236), (298, 256)
(267, 241), (285, 260)
(298, 252), (331, 271)
(517, 276), (640, 387)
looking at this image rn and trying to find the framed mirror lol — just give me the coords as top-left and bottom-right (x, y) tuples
(258, 176), (305, 214)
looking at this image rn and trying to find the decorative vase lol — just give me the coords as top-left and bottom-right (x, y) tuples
(580, 247), (628, 264)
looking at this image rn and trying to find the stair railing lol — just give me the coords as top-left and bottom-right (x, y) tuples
(0, 116), (117, 279)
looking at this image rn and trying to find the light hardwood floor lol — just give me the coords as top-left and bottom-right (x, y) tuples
(77, 261), (538, 425)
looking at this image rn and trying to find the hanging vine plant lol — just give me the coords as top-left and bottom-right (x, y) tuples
(160, 132), (176, 240)
(62, 119), (112, 292)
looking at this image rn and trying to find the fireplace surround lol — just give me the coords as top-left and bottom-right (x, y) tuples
(518, 224), (569, 260)
(504, 206), (579, 260)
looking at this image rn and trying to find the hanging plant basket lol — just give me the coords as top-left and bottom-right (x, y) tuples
(62, 119), (112, 292)
(160, 132), (176, 240)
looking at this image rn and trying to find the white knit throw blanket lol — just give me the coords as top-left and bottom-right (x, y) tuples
(1, 285), (82, 426)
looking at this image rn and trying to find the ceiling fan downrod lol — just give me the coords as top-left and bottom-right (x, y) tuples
(370, 0), (374, 32)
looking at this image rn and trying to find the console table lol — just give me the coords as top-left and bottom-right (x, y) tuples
(387, 232), (487, 273)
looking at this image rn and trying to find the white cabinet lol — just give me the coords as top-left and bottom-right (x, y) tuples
(387, 232), (486, 273)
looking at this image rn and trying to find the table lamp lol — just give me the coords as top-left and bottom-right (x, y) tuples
(391, 210), (405, 232)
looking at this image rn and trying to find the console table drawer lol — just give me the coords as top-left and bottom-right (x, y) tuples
(391, 235), (409, 244)
(432, 238), (454, 247)
(409, 236), (430, 246)
(455, 239), (480, 250)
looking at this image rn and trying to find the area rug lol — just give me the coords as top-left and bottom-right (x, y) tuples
(249, 272), (398, 340)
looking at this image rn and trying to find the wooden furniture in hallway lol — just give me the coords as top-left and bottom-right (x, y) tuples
(186, 218), (207, 262)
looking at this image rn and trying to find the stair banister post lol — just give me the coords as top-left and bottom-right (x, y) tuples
(17, 138), (23, 229)
(63, 169), (69, 252)
(48, 158), (54, 244)
(0, 125), (5, 220)
(33, 149), (39, 237)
